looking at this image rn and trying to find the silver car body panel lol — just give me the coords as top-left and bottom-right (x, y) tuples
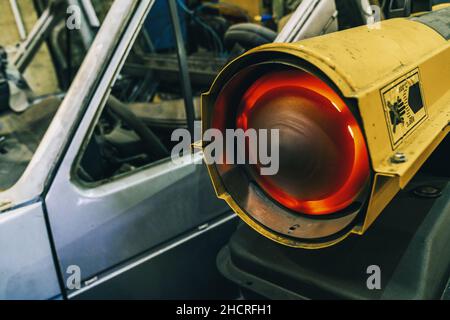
(43, 0), (233, 291)
(0, 203), (61, 299)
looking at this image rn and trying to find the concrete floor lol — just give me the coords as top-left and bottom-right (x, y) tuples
(0, 0), (59, 95)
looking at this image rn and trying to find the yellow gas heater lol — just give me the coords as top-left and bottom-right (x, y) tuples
(201, 7), (450, 249)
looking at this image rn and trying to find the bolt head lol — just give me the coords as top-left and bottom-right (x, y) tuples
(391, 152), (407, 164)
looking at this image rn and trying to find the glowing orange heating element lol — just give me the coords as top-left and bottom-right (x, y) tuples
(236, 70), (370, 215)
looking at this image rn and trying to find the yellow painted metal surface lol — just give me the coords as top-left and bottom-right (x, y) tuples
(220, 0), (263, 21)
(202, 12), (450, 248)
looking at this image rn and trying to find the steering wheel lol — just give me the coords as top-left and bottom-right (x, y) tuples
(106, 96), (170, 160)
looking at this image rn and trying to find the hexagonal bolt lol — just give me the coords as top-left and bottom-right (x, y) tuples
(391, 152), (407, 164)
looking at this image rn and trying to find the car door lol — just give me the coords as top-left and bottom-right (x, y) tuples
(0, 203), (61, 299)
(44, 0), (237, 299)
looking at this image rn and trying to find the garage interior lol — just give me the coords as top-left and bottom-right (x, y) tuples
(0, 0), (449, 301)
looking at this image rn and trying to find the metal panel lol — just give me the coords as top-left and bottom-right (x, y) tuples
(70, 215), (238, 299)
(44, 0), (232, 294)
(47, 154), (231, 286)
(0, 203), (61, 299)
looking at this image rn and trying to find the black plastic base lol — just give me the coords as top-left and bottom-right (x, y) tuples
(218, 174), (450, 300)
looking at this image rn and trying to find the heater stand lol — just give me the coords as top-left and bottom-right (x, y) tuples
(218, 165), (450, 300)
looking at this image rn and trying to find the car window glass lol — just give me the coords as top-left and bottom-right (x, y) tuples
(76, 1), (228, 184)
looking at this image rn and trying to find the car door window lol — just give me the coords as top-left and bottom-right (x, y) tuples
(75, 1), (226, 184)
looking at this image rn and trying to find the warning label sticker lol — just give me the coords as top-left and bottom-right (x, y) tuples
(381, 69), (428, 149)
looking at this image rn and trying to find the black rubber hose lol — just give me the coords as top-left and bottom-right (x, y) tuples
(224, 23), (277, 51)
(107, 96), (170, 160)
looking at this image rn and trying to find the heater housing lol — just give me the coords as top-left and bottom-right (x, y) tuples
(201, 7), (450, 249)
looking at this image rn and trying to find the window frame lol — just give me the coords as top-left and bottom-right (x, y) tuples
(71, 0), (198, 188)
(0, 0), (142, 210)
